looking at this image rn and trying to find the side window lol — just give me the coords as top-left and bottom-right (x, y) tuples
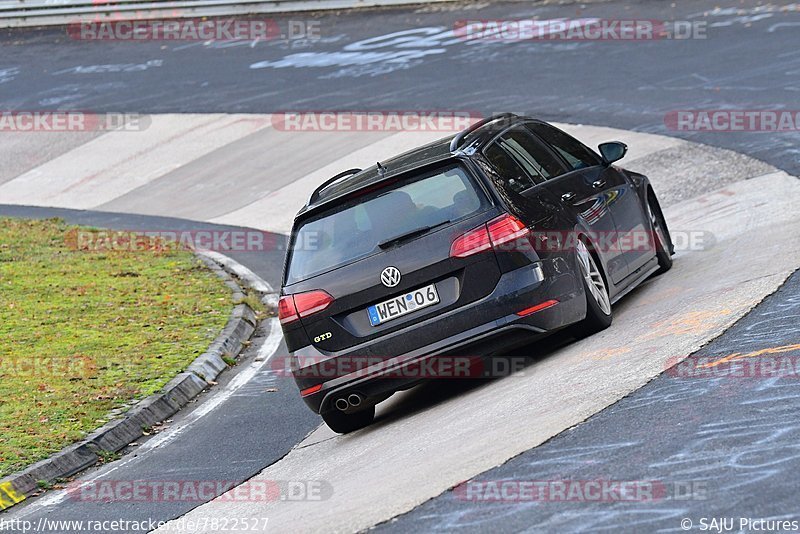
(484, 142), (537, 194)
(527, 122), (602, 171)
(483, 128), (567, 192)
(498, 128), (565, 183)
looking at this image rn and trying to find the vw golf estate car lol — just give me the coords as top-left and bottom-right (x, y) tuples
(279, 113), (674, 433)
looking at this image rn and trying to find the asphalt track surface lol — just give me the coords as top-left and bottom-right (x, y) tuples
(376, 270), (800, 532)
(1, 0), (800, 532)
(3, 174), (798, 532)
(1, 0), (799, 176)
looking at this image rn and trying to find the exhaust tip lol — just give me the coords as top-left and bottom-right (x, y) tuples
(348, 393), (363, 407)
(335, 398), (349, 412)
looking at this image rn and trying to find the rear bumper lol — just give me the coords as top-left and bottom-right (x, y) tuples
(293, 263), (585, 414)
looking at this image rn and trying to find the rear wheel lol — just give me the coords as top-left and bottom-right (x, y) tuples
(571, 239), (612, 338)
(647, 193), (673, 274)
(321, 406), (375, 434)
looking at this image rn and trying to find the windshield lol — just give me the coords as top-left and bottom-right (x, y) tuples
(285, 164), (486, 284)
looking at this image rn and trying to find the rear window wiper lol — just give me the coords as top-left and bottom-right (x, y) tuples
(378, 220), (451, 250)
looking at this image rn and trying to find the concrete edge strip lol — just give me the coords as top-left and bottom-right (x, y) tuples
(0, 0), (458, 28)
(0, 252), (263, 510)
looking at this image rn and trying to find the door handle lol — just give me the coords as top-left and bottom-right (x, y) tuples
(561, 192), (576, 202)
(592, 180), (606, 189)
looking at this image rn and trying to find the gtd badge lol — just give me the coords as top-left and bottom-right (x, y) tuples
(380, 266), (401, 288)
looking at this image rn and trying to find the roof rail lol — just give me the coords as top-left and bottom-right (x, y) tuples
(308, 168), (362, 205)
(449, 113), (518, 152)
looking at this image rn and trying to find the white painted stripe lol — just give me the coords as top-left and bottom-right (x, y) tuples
(209, 129), (460, 233)
(0, 114), (273, 209)
(209, 123), (680, 234)
(0, 113), (683, 233)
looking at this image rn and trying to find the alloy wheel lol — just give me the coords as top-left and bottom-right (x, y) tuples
(576, 239), (611, 316)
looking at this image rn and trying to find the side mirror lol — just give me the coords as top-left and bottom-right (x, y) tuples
(598, 141), (628, 166)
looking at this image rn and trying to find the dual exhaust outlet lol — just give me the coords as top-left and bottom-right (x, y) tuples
(335, 393), (363, 412)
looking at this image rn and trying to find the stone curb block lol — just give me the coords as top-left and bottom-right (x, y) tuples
(85, 395), (182, 453)
(0, 253), (261, 508)
(197, 251), (279, 315)
(2, 442), (98, 497)
(188, 304), (257, 382)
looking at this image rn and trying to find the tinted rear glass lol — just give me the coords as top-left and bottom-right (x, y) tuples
(285, 165), (486, 285)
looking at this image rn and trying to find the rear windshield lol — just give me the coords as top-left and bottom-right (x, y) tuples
(285, 164), (487, 285)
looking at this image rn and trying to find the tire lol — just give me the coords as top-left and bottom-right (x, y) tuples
(647, 191), (673, 274)
(571, 238), (613, 338)
(321, 406), (375, 434)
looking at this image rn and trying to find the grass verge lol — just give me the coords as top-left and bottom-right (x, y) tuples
(0, 218), (231, 478)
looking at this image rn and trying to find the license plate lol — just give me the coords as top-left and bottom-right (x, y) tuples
(367, 284), (440, 326)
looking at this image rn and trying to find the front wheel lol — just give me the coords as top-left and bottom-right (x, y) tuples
(571, 239), (612, 339)
(321, 406), (375, 434)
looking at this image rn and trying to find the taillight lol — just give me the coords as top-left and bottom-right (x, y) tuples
(278, 295), (299, 324)
(450, 226), (492, 258)
(450, 214), (529, 258)
(278, 290), (334, 325)
(487, 214), (528, 247)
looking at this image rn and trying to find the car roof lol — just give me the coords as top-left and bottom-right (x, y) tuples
(296, 114), (539, 219)
(309, 136), (452, 201)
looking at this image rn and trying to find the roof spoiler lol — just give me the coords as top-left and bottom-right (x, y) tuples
(308, 168), (362, 205)
(449, 112), (518, 152)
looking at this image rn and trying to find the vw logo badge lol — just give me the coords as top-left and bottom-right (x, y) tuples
(380, 266), (401, 288)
